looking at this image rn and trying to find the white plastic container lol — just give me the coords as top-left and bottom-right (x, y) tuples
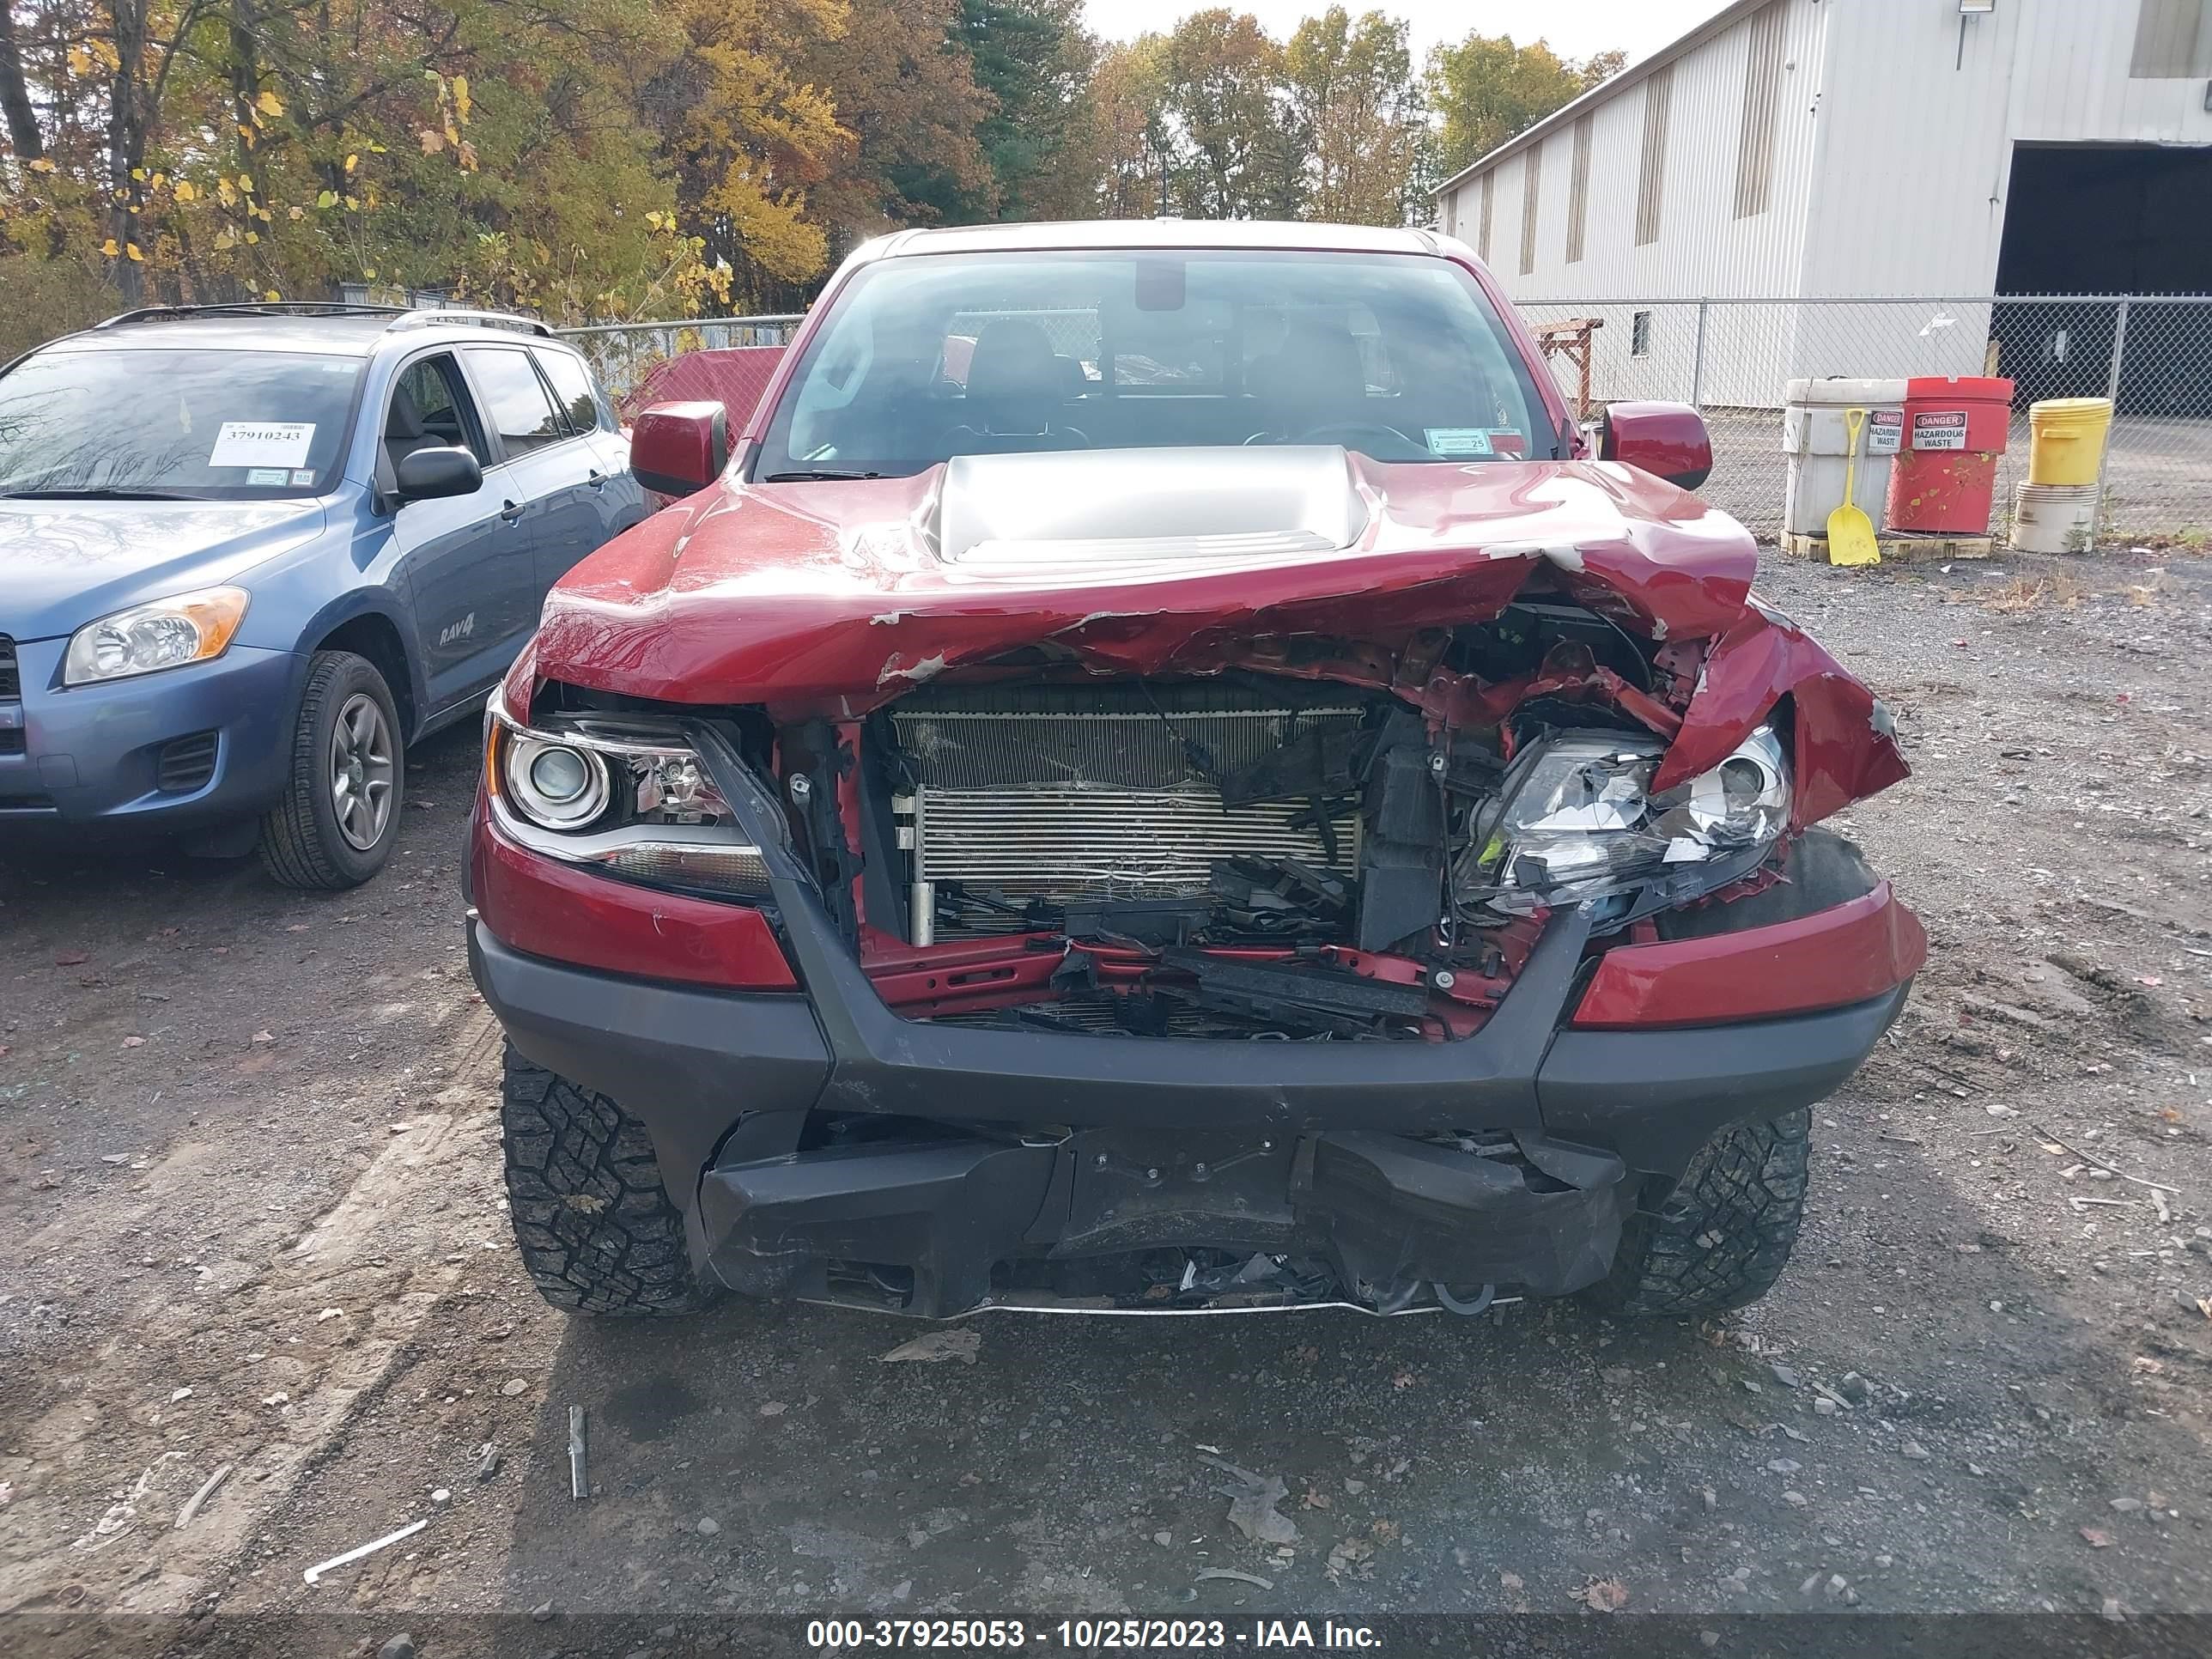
(1782, 377), (1907, 538)
(2009, 481), (2099, 554)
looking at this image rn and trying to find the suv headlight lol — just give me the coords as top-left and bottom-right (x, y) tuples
(485, 696), (769, 899)
(1456, 726), (1789, 916)
(64, 586), (250, 685)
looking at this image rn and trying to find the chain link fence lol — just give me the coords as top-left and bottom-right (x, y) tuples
(563, 295), (2212, 547)
(556, 315), (802, 413)
(1514, 295), (2212, 545)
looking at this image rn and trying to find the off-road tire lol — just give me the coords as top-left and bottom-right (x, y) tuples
(501, 1045), (711, 1316)
(258, 650), (404, 890)
(1587, 1109), (1811, 1316)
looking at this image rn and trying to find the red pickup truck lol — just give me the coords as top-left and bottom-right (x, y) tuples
(467, 222), (1923, 1324)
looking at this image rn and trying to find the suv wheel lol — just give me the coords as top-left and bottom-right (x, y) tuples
(258, 650), (404, 890)
(1586, 1109), (1811, 1316)
(500, 1044), (711, 1316)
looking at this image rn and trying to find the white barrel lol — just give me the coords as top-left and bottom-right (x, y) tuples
(2008, 482), (2099, 555)
(1782, 377), (1907, 538)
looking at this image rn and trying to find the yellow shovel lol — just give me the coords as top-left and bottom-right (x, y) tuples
(1826, 406), (1881, 567)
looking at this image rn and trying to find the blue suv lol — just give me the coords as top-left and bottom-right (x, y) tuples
(0, 302), (646, 887)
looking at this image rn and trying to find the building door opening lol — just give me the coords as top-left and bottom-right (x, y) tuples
(1992, 143), (2212, 414)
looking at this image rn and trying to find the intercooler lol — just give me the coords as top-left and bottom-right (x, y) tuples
(890, 684), (1365, 929)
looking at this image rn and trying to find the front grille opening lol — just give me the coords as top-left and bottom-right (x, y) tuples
(921, 986), (1415, 1041)
(155, 731), (219, 793)
(886, 678), (1377, 943)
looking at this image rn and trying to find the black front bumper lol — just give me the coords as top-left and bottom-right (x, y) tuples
(471, 904), (1907, 1316)
(475, 723), (1906, 1316)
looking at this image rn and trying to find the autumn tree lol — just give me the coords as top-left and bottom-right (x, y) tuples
(796, 0), (994, 258)
(1427, 30), (1626, 179)
(1079, 33), (1171, 220)
(1285, 7), (1424, 227)
(647, 0), (848, 306)
(1158, 8), (1299, 221)
(959, 0), (1094, 221)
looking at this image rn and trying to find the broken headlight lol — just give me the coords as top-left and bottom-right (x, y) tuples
(1455, 726), (1788, 916)
(485, 692), (769, 899)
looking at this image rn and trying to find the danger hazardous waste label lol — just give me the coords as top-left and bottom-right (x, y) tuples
(1912, 410), (1968, 451)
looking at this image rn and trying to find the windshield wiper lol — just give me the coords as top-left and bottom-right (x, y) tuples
(0, 486), (216, 501)
(763, 469), (880, 483)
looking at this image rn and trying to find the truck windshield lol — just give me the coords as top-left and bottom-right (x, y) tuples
(754, 248), (1560, 478)
(0, 349), (362, 500)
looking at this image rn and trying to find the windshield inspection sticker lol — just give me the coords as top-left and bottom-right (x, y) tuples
(209, 421), (315, 469)
(1425, 427), (1494, 458)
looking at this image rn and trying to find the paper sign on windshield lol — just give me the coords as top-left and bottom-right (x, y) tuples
(209, 421), (315, 469)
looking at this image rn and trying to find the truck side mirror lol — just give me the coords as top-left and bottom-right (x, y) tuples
(631, 400), (729, 497)
(1598, 402), (1713, 490)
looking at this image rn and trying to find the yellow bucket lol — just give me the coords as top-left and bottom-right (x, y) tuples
(2027, 397), (2114, 487)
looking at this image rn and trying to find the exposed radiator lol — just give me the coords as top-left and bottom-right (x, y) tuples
(890, 685), (1365, 921)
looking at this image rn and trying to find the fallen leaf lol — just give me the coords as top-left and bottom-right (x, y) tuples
(1580, 1577), (1630, 1612)
(55, 951), (88, 966)
(2081, 1528), (2112, 1548)
(122, 1036), (145, 1048)
(250, 1030), (275, 1045)
(1391, 1370), (1416, 1389)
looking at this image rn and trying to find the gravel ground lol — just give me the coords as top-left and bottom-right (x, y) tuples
(2, 544), (2209, 1657)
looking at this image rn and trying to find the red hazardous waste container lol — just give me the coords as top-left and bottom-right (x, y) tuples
(1885, 375), (2014, 535)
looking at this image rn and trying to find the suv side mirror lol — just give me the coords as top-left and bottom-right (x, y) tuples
(631, 400), (729, 497)
(1598, 402), (1712, 490)
(394, 445), (483, 502)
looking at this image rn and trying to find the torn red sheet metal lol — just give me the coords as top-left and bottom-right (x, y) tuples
(525, 456), (1907, 833)
(532, 455), (1753, 713)
(1648, 599), (1910, 824)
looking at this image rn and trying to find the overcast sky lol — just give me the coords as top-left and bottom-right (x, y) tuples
(1083, 0), (1733, 69)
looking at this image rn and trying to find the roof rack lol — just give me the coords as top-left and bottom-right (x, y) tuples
(94, 301), (406, 328)
(384, 308), (553, 338)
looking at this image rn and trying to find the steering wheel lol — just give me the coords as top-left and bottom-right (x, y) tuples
(1285, 422), (1432, 462)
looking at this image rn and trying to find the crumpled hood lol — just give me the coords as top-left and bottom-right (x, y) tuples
(536, 449), (1758, 714)
(0, 498), (327, 640)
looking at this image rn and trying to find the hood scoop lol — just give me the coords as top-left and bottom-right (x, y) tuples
(935, 445), (1369, 568)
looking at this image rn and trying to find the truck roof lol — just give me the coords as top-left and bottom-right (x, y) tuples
(865, 219), (1444, 261)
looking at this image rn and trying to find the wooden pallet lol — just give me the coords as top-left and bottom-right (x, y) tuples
(1778, 531), (1995, 565)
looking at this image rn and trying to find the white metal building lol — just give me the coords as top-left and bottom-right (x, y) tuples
(1434, 0), (2212, 408)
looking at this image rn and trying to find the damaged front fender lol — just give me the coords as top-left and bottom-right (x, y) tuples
(1653, 599), (1909, 826)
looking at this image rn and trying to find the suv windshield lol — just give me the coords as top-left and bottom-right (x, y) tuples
(755, 248), (1559, 478)
(0, 349), (363, 500)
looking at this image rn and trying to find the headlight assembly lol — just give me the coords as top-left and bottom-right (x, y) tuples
(485, 696), (769, 900)
(504, 733), (611, 829)
(64, 586), (250, 685)
(1455, 726), (1790, 917)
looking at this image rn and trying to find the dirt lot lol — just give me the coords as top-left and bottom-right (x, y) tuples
(3, 545), (2211, 1656)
